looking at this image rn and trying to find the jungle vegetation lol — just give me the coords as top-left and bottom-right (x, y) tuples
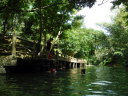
(0, 0), (128, 66)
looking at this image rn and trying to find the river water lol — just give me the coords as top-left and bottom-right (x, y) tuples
(0, 66), (128, 96)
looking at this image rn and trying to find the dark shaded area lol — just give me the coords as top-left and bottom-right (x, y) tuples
(4, 58), (53, 74)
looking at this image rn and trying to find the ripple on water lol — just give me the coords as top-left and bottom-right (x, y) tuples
(91, 81), (112, 86)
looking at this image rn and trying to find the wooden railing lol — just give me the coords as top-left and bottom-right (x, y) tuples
(0, 35), (12, 55)
(55, 51), (86, 63)
(0, 35), (86, 63)
(0, 35), (39, 58)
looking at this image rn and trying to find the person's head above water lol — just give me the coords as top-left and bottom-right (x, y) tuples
(81, 69), (86, 74)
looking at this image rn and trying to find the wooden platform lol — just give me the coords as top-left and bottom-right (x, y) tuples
(0, 35), (87, 74)
(0, 56), (87, 74)
(58, 56), (86, 63)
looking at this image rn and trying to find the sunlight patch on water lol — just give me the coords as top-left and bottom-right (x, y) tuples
(91, 82), (108, 85)
(91, 81), (112, 85)
(91, 91), (103, 94)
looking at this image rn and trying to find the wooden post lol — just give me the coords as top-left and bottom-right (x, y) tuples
(69, 62), (72, 68)
(56, 51), (58, 61)
(63, 61), (66, 68)
(32, 42), (36, 58)
(80, 63), (83, 67)
(12, 34), (16, 56)
(73, 63), (75, 68)
(74, 63), (76, 68)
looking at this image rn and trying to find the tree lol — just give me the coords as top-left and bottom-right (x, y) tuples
(111, 0), (128, 10)
(0, 0), (98, 57)
(97, 6), (128, 66)
(59, 23), (106, 61)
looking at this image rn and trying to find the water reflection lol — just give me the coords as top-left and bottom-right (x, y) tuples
(0, 66), (128, 96)
(91, 81), (112, 85)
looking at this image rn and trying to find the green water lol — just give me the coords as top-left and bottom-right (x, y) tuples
(0, 66), (128, 96)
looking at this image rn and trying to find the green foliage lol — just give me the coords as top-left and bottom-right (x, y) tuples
(114, 51), (123, 56)
(106, 59), (112, 64)
(97, 6), (128, 66)
(0, 0), (96, 36)
(111, 1), (128, 25)
(59, 26), (106, 61)
(111, 0), (128, 11)
(1, 0), (128, 67)
(0, 0), (97, 56)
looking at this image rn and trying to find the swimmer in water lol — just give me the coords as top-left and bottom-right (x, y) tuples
(81, 69), (86, 74)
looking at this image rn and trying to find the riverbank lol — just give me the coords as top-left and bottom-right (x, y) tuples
(105, 63), (124, 68)
(87, 63), (125, 68)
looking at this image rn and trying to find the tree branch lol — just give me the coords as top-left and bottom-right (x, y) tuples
(98, 0), (109, 6)
(20, 3), (68, 12)
(51, 10), (67, 49)
(0, 2), (68, 13)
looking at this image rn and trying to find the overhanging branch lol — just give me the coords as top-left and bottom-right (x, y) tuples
(0, 2), (68, 13)
(51, 10), (67, 49)
(23, 2), (68, 12)
(98, 0), (109, 6)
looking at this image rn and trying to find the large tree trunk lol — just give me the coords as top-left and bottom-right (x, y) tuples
(38, 0), (42, 53)
(11, 15), (16, 56)
(40, 34), (47, 55)
(37, 33), (47, 57)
